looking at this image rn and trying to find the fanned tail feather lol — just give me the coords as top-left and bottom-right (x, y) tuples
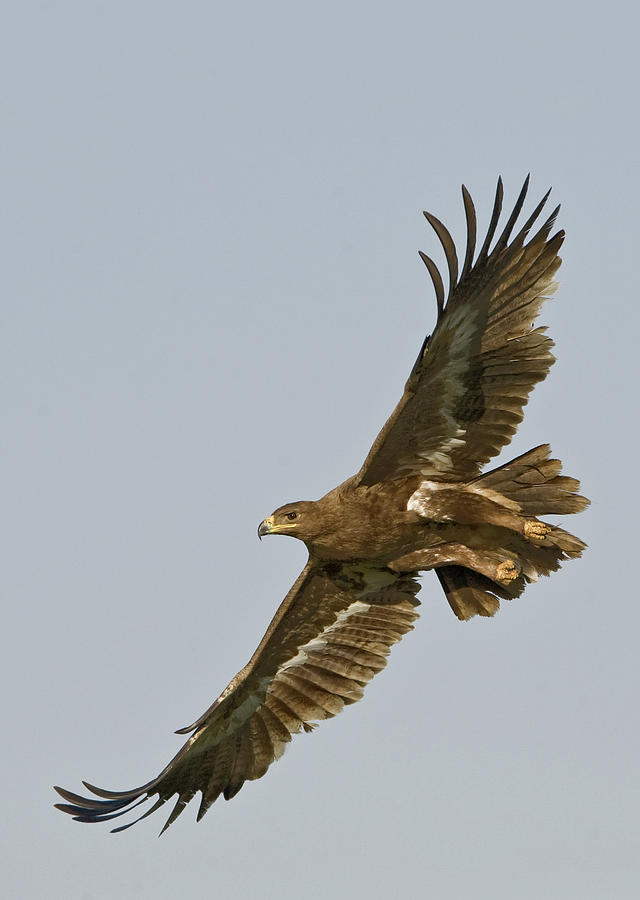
(438, 445), (588, 620)
(473, 444), (589, 517)
(436, 566), (504, 621)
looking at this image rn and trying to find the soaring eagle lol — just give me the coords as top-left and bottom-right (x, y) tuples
(55, 178), (588, 833)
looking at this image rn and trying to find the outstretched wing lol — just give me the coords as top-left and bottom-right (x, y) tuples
(54, 563), (420, 833)
(356, 177), (562, 486)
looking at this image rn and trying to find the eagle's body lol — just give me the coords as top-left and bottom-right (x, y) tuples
(263, 447), (584, 617)
(55, 178), (588, 833)
(280, 477), (423, 562)
(272, 474), (529, 562)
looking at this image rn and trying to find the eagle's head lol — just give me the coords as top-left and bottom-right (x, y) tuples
(258, 500), (325, 542)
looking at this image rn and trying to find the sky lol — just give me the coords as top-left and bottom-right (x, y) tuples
(3, 2), (638, 898)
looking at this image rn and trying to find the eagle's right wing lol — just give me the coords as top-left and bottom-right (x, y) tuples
(55, 562), (420, 833)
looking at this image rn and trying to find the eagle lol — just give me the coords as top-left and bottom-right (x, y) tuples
(55, 177), (588, 833)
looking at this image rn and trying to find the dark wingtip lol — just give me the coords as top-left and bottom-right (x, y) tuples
(174, 723), (196, 735)
(422, 210), (459, 296)
(548, 203), (562, 226)
(477, 178), (504, 264)
(460, 184), (477, 280)
(418, 250), (445, 317)
(111, 820), (138, 834)
(54, 802), (77, 815)
(492, 176), (531, 254)
(81, 780), (137, 800)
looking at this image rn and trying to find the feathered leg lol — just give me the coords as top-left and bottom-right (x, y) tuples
(390, 543), (520, 585)
(406, 445), (588, 620)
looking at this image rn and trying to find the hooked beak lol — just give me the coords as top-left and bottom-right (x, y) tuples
(258, 516), (275, 540)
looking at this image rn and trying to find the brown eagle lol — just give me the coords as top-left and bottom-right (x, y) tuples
(55, 177), (588, 833)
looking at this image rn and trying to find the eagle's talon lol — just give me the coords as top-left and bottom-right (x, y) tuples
(524, 520), (551, 542)
(496, 560), (520, 584)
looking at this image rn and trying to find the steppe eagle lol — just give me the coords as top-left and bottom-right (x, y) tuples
(55, 177), (588, 833)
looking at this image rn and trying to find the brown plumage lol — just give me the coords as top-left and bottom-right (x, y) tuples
(54, 177), (588, 833)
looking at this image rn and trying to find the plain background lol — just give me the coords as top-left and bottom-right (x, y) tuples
(3, 2), (638, 898)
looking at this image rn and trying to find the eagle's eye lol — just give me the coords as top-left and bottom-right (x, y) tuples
(286, 512), (298, 521)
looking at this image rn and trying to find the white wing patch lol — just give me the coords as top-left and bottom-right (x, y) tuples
(408, 477), (523, 518)
(225, 678), (271, 732)
(445, 301), (481, 344)
(196, 676), (272, 746)
(407, 480), (455, 520)
(420, 439), (466, 474)
(280, 564), (412, 675)
(280, 600), (372, 673)
(341, 564), (399, 597)
(416, 305), (481, 475)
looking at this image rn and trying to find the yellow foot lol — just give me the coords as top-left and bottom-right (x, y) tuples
(496, 560), (520, 584)
(524, 520), (551, 543)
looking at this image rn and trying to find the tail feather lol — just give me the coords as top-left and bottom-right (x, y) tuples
(545, 526), (586, 556)
(512, 530), (583, 580)
(436, 566), (508, 621)
(473, 444), (589, 516)
(436, 529), (585, 620)
(437, 445), (588, 620)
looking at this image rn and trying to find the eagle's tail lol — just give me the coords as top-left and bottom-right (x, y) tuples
(472, 443), (589, 518)
(439, 445), (588, 621)
(435, 565), (504, 620)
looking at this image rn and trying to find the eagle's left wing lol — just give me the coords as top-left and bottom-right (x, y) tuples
(54, 562), (419, 833)
(355, 177), (562, 487)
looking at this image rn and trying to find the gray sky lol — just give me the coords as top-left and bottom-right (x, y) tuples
(3, 2), (638, 898)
